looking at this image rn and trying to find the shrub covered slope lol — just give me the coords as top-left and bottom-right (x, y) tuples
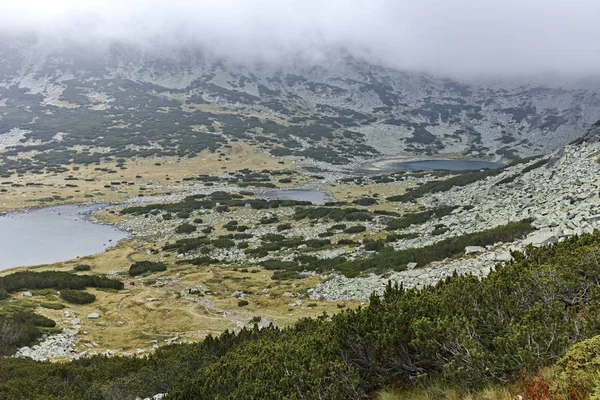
(3, 232), (600, 398)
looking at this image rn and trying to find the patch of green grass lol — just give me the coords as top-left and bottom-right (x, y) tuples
(30, 289), (57, 296)
(40, 303), (66, 310)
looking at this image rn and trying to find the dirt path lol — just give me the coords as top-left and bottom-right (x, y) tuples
(115, 279), (274, 345)
(117, 295), (135, 328)
(179, 288), (247, 329)
(126, 251), (140, 264)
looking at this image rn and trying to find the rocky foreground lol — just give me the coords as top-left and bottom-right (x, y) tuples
(312, 136), (600, 301)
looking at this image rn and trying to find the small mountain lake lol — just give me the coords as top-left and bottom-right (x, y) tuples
(257, 190), (333, 205)
(364, 158), (505, 173)
(0, 204), (129, 271)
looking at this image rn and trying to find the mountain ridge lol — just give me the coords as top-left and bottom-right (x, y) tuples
(1, 36), (599, 174)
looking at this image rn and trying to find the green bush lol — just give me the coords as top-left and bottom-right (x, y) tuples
(60, 289), (96, 304)
(344, 225), (367, 234)
(364, 240), (385, 252)
(260, 216), (279, 224)
(184, 257), (218, 266)
(277, 223), (292, 231)
(388, 170), (503, 203)
(294, 207), (374, 222)
(73, 264), (91, 272)
(330, 223), (347, 231)
(175, 223), (197, 234)
(40, 302), (66, 310)
(128, 261), (167, 276)
(223, 220), (238, 231)
(305, 239), (331, 248)
(212, 238), (235, 249)
(336, 219), (534, 276)
(271, 270), (303, 280)
(237, 300), (249, 307)
(0, 312), (56, 356)
(0, 271), (123, 292)
(352, 197), (377, 206)
(262, 234), (285, 242)
(386, 206), (458, 230)
(4, 231), (600, 398)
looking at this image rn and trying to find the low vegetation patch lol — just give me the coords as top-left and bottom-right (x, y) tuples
(175, 223), (197, 234)
(128, 261), (167, 276)
(388, 157), (547, 203)
(120, 192), (311, 216)
(294, 207), (373, 222)
(0, 312), (56, 356)
(60, 289), (96, 305)
(335, 219), (534, 276)
(0, 271), (123, 293)
(73, 264), (91, 272)
(386, 206), (458, 230)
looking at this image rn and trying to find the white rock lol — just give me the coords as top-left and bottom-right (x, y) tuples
(86, 313), (100, 319)
(465, 246), (486, 254)
(494, 251), (513, 262)
(523, 231), (559, 247)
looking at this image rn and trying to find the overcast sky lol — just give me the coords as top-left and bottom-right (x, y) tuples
(2, 0), (600, 77)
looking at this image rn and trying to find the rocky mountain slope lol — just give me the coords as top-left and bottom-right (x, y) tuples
(1, 35), (599, 177)
(313, 125), (600, 300)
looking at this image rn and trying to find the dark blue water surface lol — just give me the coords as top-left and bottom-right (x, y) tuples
(390, 159), (505, 172)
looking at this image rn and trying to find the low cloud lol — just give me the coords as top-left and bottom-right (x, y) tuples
(2, 0), (600, 77)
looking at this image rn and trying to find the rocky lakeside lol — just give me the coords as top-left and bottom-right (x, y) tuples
(104, 137), (600, 303)
(311, 139), (600, 301)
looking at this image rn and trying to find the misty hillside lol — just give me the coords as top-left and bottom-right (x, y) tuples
(1, 35), (600, 176)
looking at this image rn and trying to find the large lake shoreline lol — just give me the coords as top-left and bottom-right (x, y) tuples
(0, 204), (130, 271)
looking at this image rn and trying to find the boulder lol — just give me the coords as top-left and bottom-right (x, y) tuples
(586, 215), (600, 224)
(494, 251), (513, 262)
(86, 313), (100, 319)
(465, 246), (486, 255)
(523, 230), (559, 247)
(406, 262), (417, 270)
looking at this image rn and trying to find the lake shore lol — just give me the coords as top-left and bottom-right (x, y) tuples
(0, 204), (130, 271)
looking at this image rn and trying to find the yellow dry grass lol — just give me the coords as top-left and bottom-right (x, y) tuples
(326, 181), (421, 214)
(0, 142), (306, 212)
(378, 384), (518, 400)
(1, 237), (355, 358)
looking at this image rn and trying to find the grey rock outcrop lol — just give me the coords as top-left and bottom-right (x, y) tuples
(312, 140), (600, 301)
